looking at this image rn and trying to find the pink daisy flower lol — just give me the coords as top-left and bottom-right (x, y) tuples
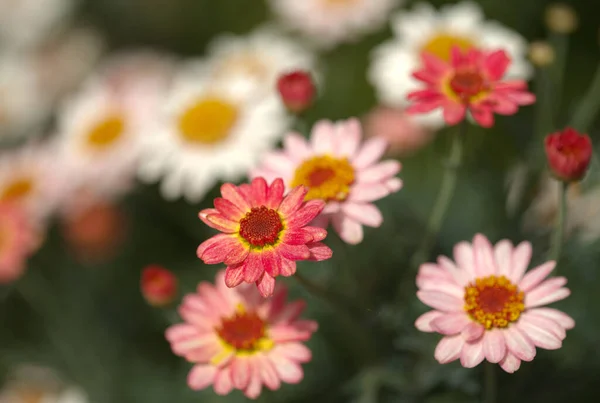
(197, 177), (332, 298)
(165, 270), (317, 399)
(0, 202), (39, 283)
(407, 46), (536, 128)
(415, 234), (574, 373)
(251, 118), (402, 245)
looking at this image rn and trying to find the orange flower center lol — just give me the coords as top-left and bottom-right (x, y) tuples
(178, 97), (238, 145)
(449, 69), (489, 102)
(291, 155), (355, 201)
(239, 206), (283, 247)
(464, 275), (525, 329)
(421, 33), (475, 62)
(216, 310), (267, 351)
(1, 177), (34, 202)
(86, 114), (126, 149)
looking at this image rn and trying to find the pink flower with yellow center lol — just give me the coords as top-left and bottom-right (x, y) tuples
(251, 118), (402, 244)
(197, 177), (332, 298)
(407, 46), (535, 128)
(0, 202), (38, 283)
(165, 270), (317, 399)
(416, 234), (574, 373)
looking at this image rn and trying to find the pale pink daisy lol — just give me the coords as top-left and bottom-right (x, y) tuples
(415, 233), (574, 373)
(0, 202), (38, 283)
(165, 270), (317, 399)
(251, 118), (402, 245)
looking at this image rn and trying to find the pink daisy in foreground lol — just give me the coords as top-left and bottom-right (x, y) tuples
(251, 118), (402, 245)
(0, 202), (39, 283)
(416, 233), (574, 373)
(407, 46), (535, 128)
(197, 177), (332, 297)
(166, 270), (317, 399)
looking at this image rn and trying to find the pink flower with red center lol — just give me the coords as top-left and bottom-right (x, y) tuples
(141, 265), (178, 307)
(0, 202), (39, 283)
(544, 127), (592, 182)
(251, 118), (402, 245)
(165, 270), (317, 399)
(407, 46), (536, 128)
(197, 177), (332, 298)
(416, 233), (574, 373)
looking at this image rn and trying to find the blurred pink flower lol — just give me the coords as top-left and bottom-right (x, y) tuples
(197, 177), (332, 298)
(0, 202), (38, 283)
(166, 270), (317, 399)
(363, 106), (434, 156)
(415, 233), (574, 373)
(251, 118), (402, 244)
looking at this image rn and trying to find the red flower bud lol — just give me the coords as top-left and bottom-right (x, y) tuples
(141, 265), (177, 307)
(544, 127), (592, 182)
(276, 70), (316, 114)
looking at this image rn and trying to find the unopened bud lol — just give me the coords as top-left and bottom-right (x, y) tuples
(141, 265), (178, 307)
(545, 127), (592, 182)
(276, 70), (316, 114)
(545, 3), (578, 34)
(528, 41), (555, 67)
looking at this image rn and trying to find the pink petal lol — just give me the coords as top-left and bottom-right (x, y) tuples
(499, 352), (521, 373)
(473, 233), (498, 277)
(225, 264), (245, 288)
(263, 154), (296, 176)
(197, 234), (240, 264)
(303, 226), (327, 242)
(224, 242), (250, 266)
(356, 161), (401, 184)
(332, 213), (363, 245)
(266, 178), (285, 210)
(504, 326), (536, 361)
(341, 203), (383, 228)
(270, 352), (304, 384)
(348, 183), (392, 202)
(517, 319), (562, 350)
(352, 137), (388, 169)
(483, 329), (507, 363)
(311, 120), (336, 154)
(443, 103), (467, 125)
(460, 340), (485, 368)
(508, 241), (532, 283)
(484, 50), (511, 80)
(422, 52), (451, 74)
(416, 266), (464, 298)
(431, 313), (471, 335)
(187, 365), (217, 391)
(262, 249), (281, 277)
(494, 239), (513, 278)
(213, 366), (234, 395)
(249, 177), (268, 207)
(284, 133), (311, 162)
(518, 261), (556, 292)
(256, 273), (276, 297)
(214, 198), (245, 221)
(434, 335), (464, 364)
(406, 99), (444, 114)
(415, 311), (445, 332)
(243, 359), (262, 399)
(277, 343), (312, 363)
(453, 241), (476, 279)
(205, 214), (239, 233)
(231, 358), (251, 390)
(279, 258), (297, 277)
(278, 243), (310, 261)
(417, 290), (463, 312)
(334, 118), (362, 158)
(462, 322), (485, 341)
(529, 308), (575, 330)
(269, 320), (317, 342)
(270, 300), (306, 323)
(278, 186), (308, 217)
(437, 256), (469, 288)
(221, 183), (251, 212)
(257, 353), (281, 390)
(525, 278), (569, 308)
(286, 200), (325, 228)
(520, 311), (566, 340)
(470, 107), (495, 128)
(243, 253), (265, 283)
(307, 242), (333, 261)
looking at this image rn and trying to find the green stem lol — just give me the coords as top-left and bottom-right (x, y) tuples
(549, 181), (568, 263)
(483, 362), (497, 403)
(570, 63), (600, 132)
(409, 121), (466, 269)
(549, 33), (569, 119)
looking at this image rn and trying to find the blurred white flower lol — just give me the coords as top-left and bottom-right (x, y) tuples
(368, 0), (532, 129)
(137, 64), (290, 203)
(205, 25), (317, 102)
(0, 0), (76, 50)
(267, 0), (402, 48)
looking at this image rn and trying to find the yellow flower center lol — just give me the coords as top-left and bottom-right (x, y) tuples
(86, 114), (126, 149)
(421, 33), (475, 62)
(178, 97), (238, 145)
(291, 155), (355, 201)
(464, 275), (525, 329)
(1, 177), (34, 202)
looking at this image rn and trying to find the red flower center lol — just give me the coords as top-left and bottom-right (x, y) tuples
(464, 275), (525, 329)
(239, 206), (283, 247)
(449, 69), (488, 100)
(216, 310), (267, 350)
(308, 167), (336, 187)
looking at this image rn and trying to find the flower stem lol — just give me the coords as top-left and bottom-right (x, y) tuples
(549, 180), (568, 263)
(409, 121), (466, 269)
(549, 32), (569, 119)
(483, 362), (497, 403)
(570, 62), (600, 132)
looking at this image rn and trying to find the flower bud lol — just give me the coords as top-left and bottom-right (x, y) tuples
(545, 3), (578, 34)
(528, 41), (555, 67)
(141, 265), (178, 307)
(544, 127), (592, 182)
(276, 70), (316, 114)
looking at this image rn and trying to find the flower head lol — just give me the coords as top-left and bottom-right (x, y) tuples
(407, 46), (536, 128)
(165, 270), (317, 399)
(251, 118), (402, 244)
(0, 202), (38, 283)
(197, 177), (332, 297)
(416, 234), (574, 373)
(544, 127), (592, 182)
(141, 265), (178, 307)
(277, 70), (316, 114)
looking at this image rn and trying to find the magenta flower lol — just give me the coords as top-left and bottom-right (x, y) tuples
(416, 234), (574, 373)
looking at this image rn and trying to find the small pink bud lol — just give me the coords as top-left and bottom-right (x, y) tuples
(141, 265), (178, 307)
(276, 70), (316, 114)
(544, 127), (592, 182)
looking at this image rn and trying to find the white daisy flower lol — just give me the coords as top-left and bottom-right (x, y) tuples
(137, 64), (291, 203)
(0, 0), (75, 50)
(267, 0), (402, 48)
(368, 0), (532, 128)
(204, 25), (317, 102)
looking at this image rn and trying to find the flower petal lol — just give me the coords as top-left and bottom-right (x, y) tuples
(356, 160), (401, 184)
(187, 365), (217, 391)
(348, 183), (391, 202)
(431, 313), (471, 335)
(483, 329), (507, 363)
(214, 198), (245, 221)
(417, 290), (463, 312)
(307, 242), (333, 261)
(284, 133), (311, 162)
(197, 234), (240, 264)
(266, 178), (285, 210)
(270, 351), (304, 384)
(280, 258), (297, 277)
(454, 241), (476, 279)
(504, 326), (536, 361)
(279, 185), (308, 217)
(249, 177), (268, 207)
(518, 261), (556, 293)
(332, 213), (363, 244)
(529, 307), (575, 330)
(508, 241), (532, 283)
(225, 264), (245, 288)
(257, 353), (281, 390)
(494, 239), (513, 277)
(224, 242), (250, 266)
(303, 226), (327, 242)
(517, 319), (562, 350)
(341, 203), (383, 228)
(244, 253), (265, 283)
(221, 183), (251, 212)
(311, 120), (336, 153)
(434, 335), (464, 364)
(213, 366), (234, 395)
(334, 118), (362, 158)
(262, 249), (281, 278)
(231, 358), (251, 390)
(277, 342), (312, 363)
(256, 273), (276, 297)
(415, 311), (445, 332)
(462, 322), (485, 341)
(243, 359), (262, 399)
(499, 352), (521, 373)
(525, 278), (570, 308)
(460, 340), (485, 368)
(352, 137), (388, 169)
(473, 234), (498, 277)
(286, 200), (325, 228)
